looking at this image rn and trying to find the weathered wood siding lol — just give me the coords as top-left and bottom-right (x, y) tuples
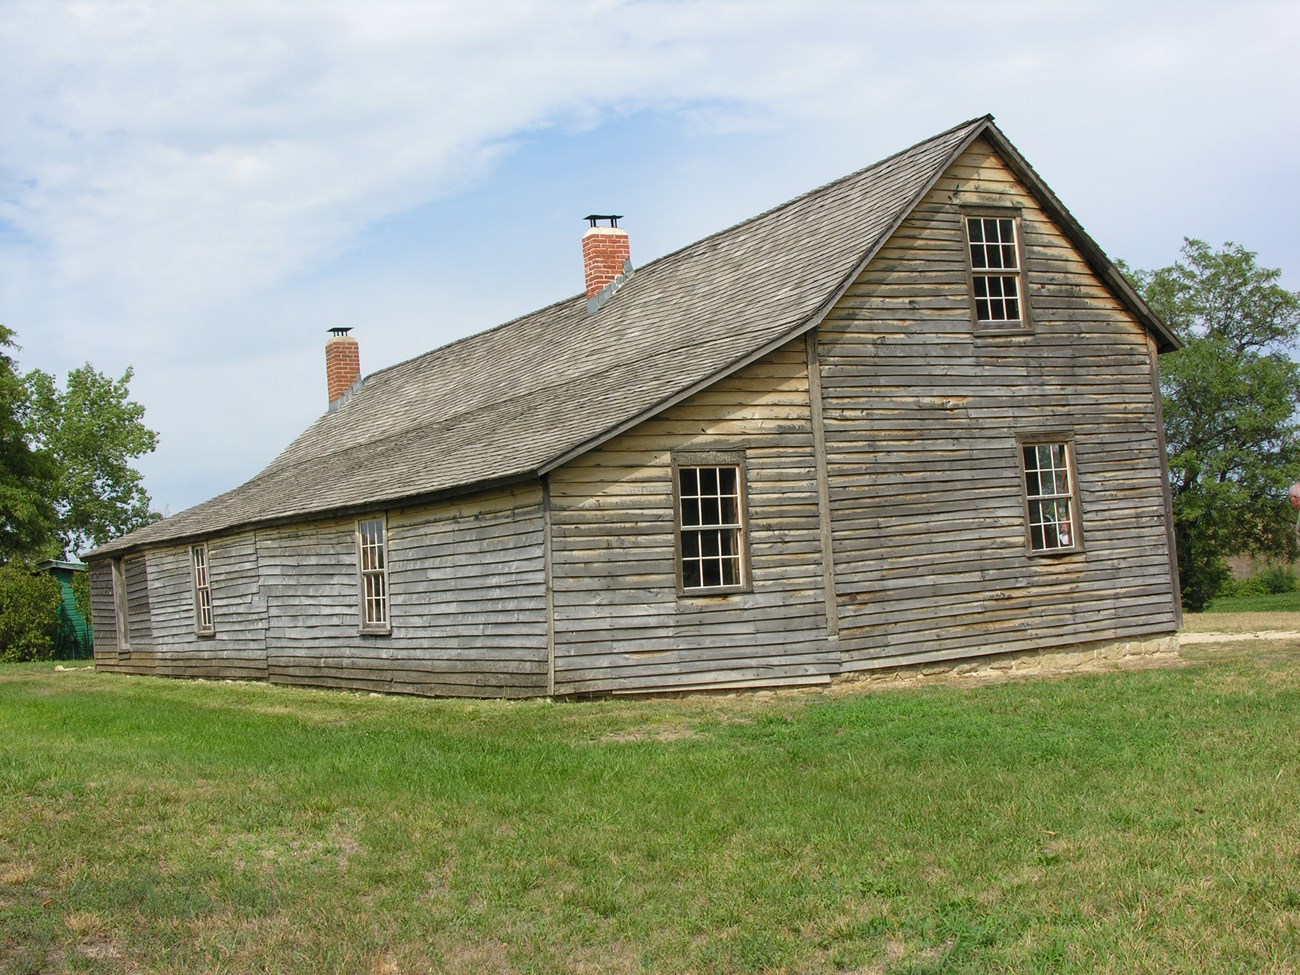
(89, 559), (117, 667)
(258, 484), (548, 697)
(92, 555), (156, 674)
(817, 136), (1178, 671)
(145, 532), (269, 680)
(549, 341), (836, 694)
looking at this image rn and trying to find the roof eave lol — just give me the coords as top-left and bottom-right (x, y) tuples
(975, 124), (1181, 353)
(82, 469), (546, 562)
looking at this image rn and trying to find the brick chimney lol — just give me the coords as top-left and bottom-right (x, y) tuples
(326, 327), (361, 408)
(582, 214), (631, 311)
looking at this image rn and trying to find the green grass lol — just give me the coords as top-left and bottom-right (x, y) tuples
(3, 648), (1299, 974)
(1204, 590), (1300, 614)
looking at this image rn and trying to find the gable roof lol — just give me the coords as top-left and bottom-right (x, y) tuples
(88, 116), (1176, 559)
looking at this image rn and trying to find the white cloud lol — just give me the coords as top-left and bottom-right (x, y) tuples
(1, 0), (1297, 515)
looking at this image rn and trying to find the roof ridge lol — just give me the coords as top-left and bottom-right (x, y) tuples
(336, 115), (994, 396)
(622, 114), (994, 279)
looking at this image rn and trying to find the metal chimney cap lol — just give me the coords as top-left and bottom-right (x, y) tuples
(327, 326), (354, 337)
(584, 214), (624, 228)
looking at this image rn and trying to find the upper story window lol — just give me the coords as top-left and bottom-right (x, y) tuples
(1020, 440), (1080, 555)
(111, 557), (130, 652)
(357, 516), (390, 632)
(965, 214), (1029, 329)
(190, 543), (214, 635)
(674, 451), (750, 595)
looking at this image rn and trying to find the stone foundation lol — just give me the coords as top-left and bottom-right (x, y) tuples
(830, 634), (1181, 693)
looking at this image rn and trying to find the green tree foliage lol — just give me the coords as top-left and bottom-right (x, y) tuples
(1126, 240), (1300, 610)
(0, 326), (59, 561)
(23, 363), (160, 558)
(0, 560), (61, 662)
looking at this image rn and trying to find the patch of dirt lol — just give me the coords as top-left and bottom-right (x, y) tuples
(594, 726), (701, 744)
(1182, 612), (1300, 634)
(0, 864), (36, 886)
(1179, 629), (1300, 644)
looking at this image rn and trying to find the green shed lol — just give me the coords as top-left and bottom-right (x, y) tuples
(36, 560), (94, 660)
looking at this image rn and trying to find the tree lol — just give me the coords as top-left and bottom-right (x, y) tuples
(23, 363), (160, 558)
(0, 560), (61, 662)
(1125, 240), (1300, 610)
(0, 326), (59, 561)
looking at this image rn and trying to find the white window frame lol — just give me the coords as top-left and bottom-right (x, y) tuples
(111, 557), (131, 653)
(672, 451), (751, 595)
(191, 543), (215, 636)
(964, 212), (1030, 331)
(356, 516), (391, 633)
(1019, 438), (1081, 555)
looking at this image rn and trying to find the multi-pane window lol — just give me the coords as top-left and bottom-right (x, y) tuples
(1021, 441), (1078, 553)
(111, 557), (130, 652)
(191, 544), (214, 635)
(676, 456), (748, 593)
(357, 517), (389, 630)
(966, 215), (1025, 326)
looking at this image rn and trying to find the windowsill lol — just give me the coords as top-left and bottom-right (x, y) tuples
(1028, 547), (1082, 558)
(359, 625), (392, 637)
(973, 323), (1032, 336)
(195, 630), (217, 639)
(678, 586), (751, 598)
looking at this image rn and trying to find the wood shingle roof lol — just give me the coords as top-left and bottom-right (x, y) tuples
(88, 115), (1174, 558)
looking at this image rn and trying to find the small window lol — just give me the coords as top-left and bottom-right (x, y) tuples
(191, 544), (214, 635)
(357, 516), (390, 631)
(674, 452), (750, 594)
(965, 214), (1028, 328)
(111, 557), (131, 652)
(1020, 441), (1079, 554)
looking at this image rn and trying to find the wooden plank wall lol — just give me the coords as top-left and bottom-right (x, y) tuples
(817, 136), (1178, 672)
(146, 532), (269, 680)
(109, 554), (157, 674)
(259, 483), (548, 697)
(548, 341), (837, 694)
(89, 560), (118, 668)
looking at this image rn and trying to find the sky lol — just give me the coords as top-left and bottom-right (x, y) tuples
(3, 0), (1298, 522)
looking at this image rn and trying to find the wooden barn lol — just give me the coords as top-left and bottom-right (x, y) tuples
(85, 115), (1182, 697)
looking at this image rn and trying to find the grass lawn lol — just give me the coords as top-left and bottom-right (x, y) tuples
(3, 643), (1299, 974)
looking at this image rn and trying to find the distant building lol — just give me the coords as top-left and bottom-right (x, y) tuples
(36, 560), (93, 659)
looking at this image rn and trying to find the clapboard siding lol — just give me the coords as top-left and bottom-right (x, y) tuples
(549, 341), (836, 695)
(259, 484), (548, 698)
(100, 554), (157, 675)
(89, 560), (118, 668)
(818, 136), (1177, 671)
(144, 532), (270, 680)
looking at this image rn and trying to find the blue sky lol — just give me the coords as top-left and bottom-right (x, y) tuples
(2, 0), (1298, 521)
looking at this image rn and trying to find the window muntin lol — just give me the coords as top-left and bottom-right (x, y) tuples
(1021, 441), (1079, 553)
(357, 517), (390, 630)
(966, 215), (1025, 326)
(676, 459), (747, 593)
(111, 557), (130, 651)
(191, 544), (214, 635)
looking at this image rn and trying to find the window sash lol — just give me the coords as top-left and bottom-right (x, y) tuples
(676, 461), (747, 592)
(357, 517), (390, 629)
(191, 544), (214, 634)
(966, 216), (1025, 326)
(1021, 442), (1078, 553)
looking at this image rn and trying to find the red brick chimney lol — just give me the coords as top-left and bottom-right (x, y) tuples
(326, 327), (361, 408)
(582, 215), (631, 309)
